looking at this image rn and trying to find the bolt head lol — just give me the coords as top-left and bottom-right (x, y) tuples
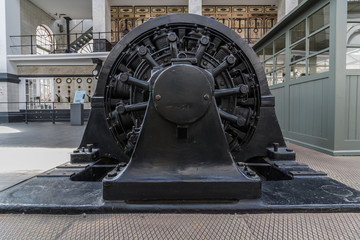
(155, 94), (161, 101)
(167, 32), (177, 42)
(239, 85), (249, 94)
(226, 55), (236, 65)
(138, 46), (148, 56)
(236, 116), (246, 127)
(116, 104), (126, 114)
(200, 36), (210, 45)
(203, 94), (210, 100)
(119, 73), (129, 82)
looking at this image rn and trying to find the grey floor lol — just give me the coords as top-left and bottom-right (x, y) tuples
(0, 122), (86, 148)
(0, 122), (85, 191)
(1, 122), (360, 239)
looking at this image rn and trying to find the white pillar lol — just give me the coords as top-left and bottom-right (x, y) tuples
(189, 0), (202, 15)
(0, 0), (21, 116)
(0, 0), (21, 74)
(92, 0), (111, 51)
(277, 0), (298, 21)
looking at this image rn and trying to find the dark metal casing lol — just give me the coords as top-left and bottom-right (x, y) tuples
(79, 14), (291, 201)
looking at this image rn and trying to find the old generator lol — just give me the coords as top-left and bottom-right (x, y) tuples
(1, 14), (360, 213)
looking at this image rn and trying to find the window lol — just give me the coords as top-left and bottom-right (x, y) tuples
(256, 49), (264, 62)
(36, 25), (53, 55)
(275, 51), (285, 69)
(346, 48), (360, 69)
(291, 20), (305, 44)
(255, 3), (331, 86)
(290, 60), (306, 79)
(258, 34), (287, 86)
(265, 58), (274, 74)
(78, 39), (93, 53)
(289, 4), (330, 79)
(308, 4), (330, 33)
(264, 42), (273, 60)
(25, 78), (53, 109)
(274, 34), (285, 53)
(291, 40), (306, 61)
(309, 28), (330, 55)
(274, 68), (286, 84)
(346, 3), (360, 69)
(348, 2), (360, 20)
(308, 51), (329, 74)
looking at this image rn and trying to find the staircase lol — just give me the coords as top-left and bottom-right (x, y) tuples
(70, 27), (93, 52)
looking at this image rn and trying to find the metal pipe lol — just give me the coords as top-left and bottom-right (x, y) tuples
(64, 17), (72, 53)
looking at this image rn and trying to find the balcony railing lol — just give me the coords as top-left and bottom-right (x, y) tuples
(10, 31), (115, 55)
(10, 27), (272, 55)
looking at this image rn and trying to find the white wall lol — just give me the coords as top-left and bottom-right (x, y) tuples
(70, 19), (93, 34)
(20, 0), (66, 54)
(92, 0), (111, 40)
(277, 0), (298, 21)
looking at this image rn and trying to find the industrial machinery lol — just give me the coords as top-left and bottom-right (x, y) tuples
(77, 13), (296, 201)
(1, 14), (360, 213)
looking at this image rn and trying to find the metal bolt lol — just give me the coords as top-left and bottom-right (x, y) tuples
(226, 55), (236, 65)
(119, 73), (129, 82)
(167, 32), (177, 42)
(239, 84), (249, 94)
(203, 94), (210, 100)
(138, 46), (148, 56)
(155, 94), (161, 101)
(73, 149), (80, 153)
(87, 144), (93, 153)
(116, 104), (126, 114)
(200, 36), (210, 45)
(273, 142), (279, 152)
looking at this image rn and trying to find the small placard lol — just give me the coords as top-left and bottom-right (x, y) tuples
(74, 90), (86, 103)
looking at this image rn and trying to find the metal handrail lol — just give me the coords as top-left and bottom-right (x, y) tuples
(9, 26), (272, 55)
(0, 101), (89, 124)
(10, 31), (118, 54)
(70, 20), (85, 32)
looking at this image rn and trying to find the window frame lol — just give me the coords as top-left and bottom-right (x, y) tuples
(36, 25), (54, 55)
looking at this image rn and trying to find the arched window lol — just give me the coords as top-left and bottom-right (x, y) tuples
(78, 39), (93, 53)
(36, 25), (53, 55)
(346, 24), (360, 69)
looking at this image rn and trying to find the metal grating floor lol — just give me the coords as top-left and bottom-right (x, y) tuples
(0, 143), (360, 239)
(0, 213), (360, 239)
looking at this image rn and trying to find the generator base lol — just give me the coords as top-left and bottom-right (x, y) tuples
(1, 173), (360, 214)
(103, 178), (262, 201)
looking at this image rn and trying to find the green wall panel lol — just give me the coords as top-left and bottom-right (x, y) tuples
(289, 78), (329, 139)
(345, 75), (360, 140)
(271, 87), (286, 131)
